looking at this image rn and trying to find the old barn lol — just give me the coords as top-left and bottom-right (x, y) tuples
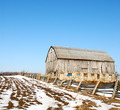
(45, 46), (115, 82)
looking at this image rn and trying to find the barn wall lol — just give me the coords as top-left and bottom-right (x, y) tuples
(55, 59), (115, 74)
(45, 48), (57, 75)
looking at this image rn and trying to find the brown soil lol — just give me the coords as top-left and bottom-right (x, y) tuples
(74, 99), (99, 110)
(110, 108), (120, 110)
(7, 101), (14, 109)
(0, 76), (43, 109)
(0, 76), (75, 109)
(0, 76), (120, 110)
(81, 92), (120, 104)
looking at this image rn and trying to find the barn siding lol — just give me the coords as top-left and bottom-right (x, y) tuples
(54, 60), (114, 74)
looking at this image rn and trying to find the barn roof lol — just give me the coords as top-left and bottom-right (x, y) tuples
(47, 46), (114, 62)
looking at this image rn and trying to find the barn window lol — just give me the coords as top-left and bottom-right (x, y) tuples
(82, 67), (88, 69)
(67, 73), (72, 76)
(81, 68), (88, 73)
(91, 73), (94, 76)
(84, 73), (88, 77)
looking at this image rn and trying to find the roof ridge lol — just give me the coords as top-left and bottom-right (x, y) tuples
(52, 46), (106, 53)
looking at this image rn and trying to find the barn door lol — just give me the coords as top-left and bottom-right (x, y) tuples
(54, 72), (57, 76)
(97, 74), (100, 79)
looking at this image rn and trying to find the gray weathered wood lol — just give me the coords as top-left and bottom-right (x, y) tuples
(46, 76), (50, 83)
(92, 79), (101, 95)
(112, 75), (119, 99)
(32, 74), (34, 78)
(67, 79), (72, 88)
(53, 77), (58, 84)
(43, 76), (46, 82)
(76, 81), (82, 91)
(59, 80), (65, 86)
(38, 75), (41, 80)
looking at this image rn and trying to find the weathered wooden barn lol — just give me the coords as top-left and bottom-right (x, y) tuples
(45, 46), (115, 82)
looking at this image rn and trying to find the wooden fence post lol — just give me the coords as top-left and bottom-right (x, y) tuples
(39, 75), (41, 80)
(37, 74), (41, 80)
(59, 80), (65, 86)
(67, 79), (72, 88)
(112, 75), (119, 99)
(36, 74), (38, 80)
(41, 76), (43, 81)
(32, 74), (34, 78)
(53, 77), (58, 85)
(31, 74), (33, 78)
(43, 76), (46, 82)
(92, 79), (101, 95)
(42, 76), (45, 81)
(76, 81), (82, 91)
(46, 76), (50, 83)
(34, 74), (36, 79)
(33, 74), (35, 79)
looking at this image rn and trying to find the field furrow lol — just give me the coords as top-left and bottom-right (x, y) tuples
(0, 75), (120, 110)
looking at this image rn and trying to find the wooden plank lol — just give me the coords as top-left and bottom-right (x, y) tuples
(67, 79), (72, 88)
(46, 76), (50, 83)
(112, 75), (119, 99)
(32, 74), (34, 78)
(38, 75), (41, 80)
(36, 74), (40, 80)
(76, 81), (82, 91)
(39, 75), (41, 80)
(59, 80), (65, 86)
(31, 74), (33, 78)
(43, 76), (46, 81)
(34, 75), (36, 79)
(92, 79), (101, 95)
(53, 77), (58, 85)
(33, 74), (35, 78)
(36, 74), (38, 80)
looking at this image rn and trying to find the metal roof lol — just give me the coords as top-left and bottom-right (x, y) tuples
(50, 46), (114, 62)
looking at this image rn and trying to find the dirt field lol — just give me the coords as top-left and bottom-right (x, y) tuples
(0, 75), (120, 110)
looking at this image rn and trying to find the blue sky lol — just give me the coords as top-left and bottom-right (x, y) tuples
(0, 0), (120, 74)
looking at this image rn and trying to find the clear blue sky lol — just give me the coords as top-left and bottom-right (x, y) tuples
(0, 0), (120, 74)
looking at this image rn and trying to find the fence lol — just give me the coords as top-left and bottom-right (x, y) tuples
(0, 72), (19, 76)
(20, 72), (120, 99)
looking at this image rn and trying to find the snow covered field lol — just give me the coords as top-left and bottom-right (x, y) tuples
(0, 75), (120, 110)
